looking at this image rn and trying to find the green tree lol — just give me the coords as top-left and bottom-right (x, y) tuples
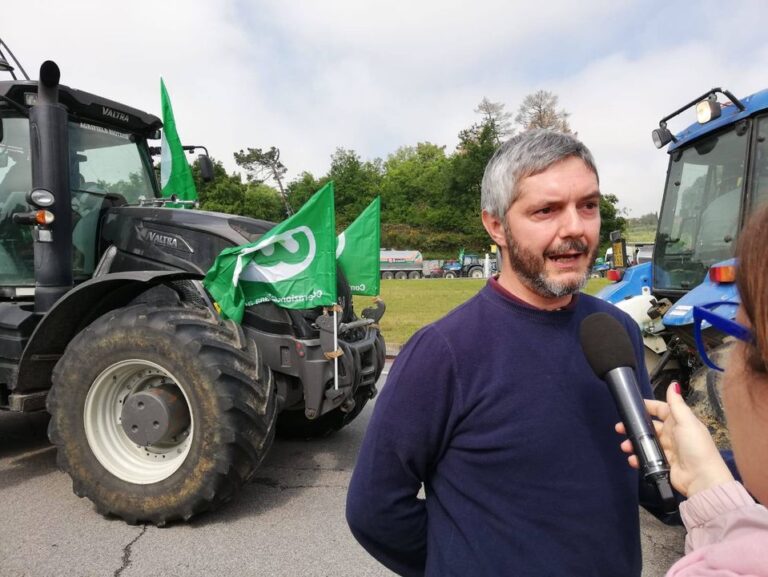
(515, 90), (572, 133)
(327, 148), (383, 230)
(242, 182), (285, 222)
(599, 193), (627, 246)
(199, 179), (247, 215)
(444, 121), (498, 249)
(286, 171), (326, 212)
(378, 143), (455, 252)
(380, 142), (450, 225)
(234, 146), (292, 216)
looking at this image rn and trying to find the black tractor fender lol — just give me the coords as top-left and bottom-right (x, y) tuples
(16, 270), (204, 393)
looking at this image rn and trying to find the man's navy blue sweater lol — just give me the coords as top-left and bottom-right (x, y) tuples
(346, 283), (653, 576)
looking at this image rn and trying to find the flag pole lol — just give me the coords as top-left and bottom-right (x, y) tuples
(333, 307), (339, 390)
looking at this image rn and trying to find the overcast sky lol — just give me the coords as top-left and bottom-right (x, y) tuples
(4, 0), (768, 216)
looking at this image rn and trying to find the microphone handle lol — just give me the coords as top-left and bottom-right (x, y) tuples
(605, 367), (676, 512)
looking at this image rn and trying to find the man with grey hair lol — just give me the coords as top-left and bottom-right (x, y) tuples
(347, 130), (654, 576)
(480, 129), (601, 307)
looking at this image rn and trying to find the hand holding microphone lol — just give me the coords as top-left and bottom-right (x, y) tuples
(579, 312), (676, 513)
(617, 382), (734, 498)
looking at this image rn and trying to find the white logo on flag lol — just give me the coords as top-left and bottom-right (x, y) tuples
(336, 232), (346, 259)
(234, 226), (316, 284)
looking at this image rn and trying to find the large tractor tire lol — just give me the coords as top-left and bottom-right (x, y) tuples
(469, 267), (484, 279)
(47, 304), (276, 525)
(686, 342), (732, 449)
(276, 332), (386, 439)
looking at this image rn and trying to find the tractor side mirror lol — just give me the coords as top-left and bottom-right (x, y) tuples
(198, 154), (214, 182)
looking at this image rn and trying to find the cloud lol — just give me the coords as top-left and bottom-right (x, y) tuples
(557, 39), (768, 216)
(3, 0), (768, 219)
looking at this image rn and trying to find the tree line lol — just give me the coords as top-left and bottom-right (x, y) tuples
(190, 91), (625, 259)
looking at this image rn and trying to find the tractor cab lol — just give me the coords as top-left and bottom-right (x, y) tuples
(652, 88), (768, 300)
(1, 38), (163, 303)
(0, 109), (160, 293)
(598, 86), (768, 416)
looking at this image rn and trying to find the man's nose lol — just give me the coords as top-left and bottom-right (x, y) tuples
(558, 206), (585, 238)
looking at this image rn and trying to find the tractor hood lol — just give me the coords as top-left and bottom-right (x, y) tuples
(101, 206), (276, 275)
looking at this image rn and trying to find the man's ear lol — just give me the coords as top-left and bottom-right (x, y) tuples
(482, 209), (507, 248)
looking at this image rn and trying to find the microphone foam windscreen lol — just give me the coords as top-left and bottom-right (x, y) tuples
(579, 312), (637, 378)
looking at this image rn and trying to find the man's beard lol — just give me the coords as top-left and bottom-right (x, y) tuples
(504, 223), (596, 299)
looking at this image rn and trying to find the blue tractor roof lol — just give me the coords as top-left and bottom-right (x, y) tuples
(668, 87), (768, 152)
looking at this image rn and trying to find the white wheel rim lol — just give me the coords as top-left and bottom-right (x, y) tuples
(84, 359), (194, 484)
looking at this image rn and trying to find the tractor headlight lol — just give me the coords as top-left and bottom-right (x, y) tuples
(696, 98), (721, 124)
(28, 188), (55, 208)
(652, 125), (674, 149)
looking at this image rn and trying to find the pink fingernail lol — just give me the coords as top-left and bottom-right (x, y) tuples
(673, 381), (681, 395)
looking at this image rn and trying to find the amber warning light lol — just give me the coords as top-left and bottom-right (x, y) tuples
(709, 264), (737, 283)
(12, 210), (55, 226)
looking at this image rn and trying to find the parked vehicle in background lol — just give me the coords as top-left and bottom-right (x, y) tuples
(441, 252), (494, 278)
(605, 242), (653, 268)
(440, 259), (461, 278)
(380, 249), (424, 279)
(423, 261), (444, 278)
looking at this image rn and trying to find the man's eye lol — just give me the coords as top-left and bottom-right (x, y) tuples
(583, 202), (599, 211)
(536, 207), (552, 215)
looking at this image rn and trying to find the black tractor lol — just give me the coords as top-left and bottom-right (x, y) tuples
(0, 52), (385, 524)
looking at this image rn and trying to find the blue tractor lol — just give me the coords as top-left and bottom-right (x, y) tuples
(598, 87), (768, 442)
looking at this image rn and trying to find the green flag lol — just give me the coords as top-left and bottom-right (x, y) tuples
(203, 182), (337, 323)
(337, 197), (381, 296)
(160, 78), (197, 200)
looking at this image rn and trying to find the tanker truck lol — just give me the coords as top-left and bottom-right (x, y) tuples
(379, 249), (424, 279)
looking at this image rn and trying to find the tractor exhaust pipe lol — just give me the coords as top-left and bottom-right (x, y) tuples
(29, 61), (72, 312)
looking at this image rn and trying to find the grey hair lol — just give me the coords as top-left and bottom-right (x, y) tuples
(481, 129), (599, 219)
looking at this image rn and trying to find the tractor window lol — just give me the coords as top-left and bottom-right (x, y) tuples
(655, 126), (747, 292)
(69, 122), (155, 205)
(69, 122), (157, 277)
(0, 117), (158, 287)
(0, 116), (34, 286)
(750, 116), (768, 212)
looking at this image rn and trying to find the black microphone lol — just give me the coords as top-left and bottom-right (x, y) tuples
(579, 312), (676, 513)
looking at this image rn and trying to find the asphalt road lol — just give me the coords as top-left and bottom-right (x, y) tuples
(0, 364), (685, 577)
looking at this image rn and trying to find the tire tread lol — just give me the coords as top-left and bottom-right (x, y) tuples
(47, 303), (277, 525)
